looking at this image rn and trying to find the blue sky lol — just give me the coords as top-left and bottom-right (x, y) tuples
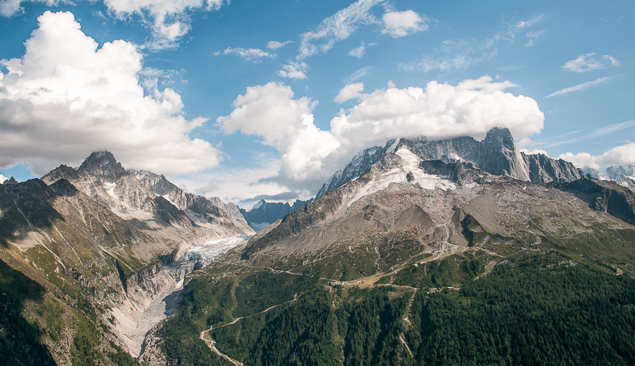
(0, 0), (634, 207)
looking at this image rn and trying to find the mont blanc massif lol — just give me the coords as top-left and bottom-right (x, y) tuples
(2, 128), (635, 365)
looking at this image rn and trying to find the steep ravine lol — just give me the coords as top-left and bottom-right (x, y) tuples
(107, 236), (250, 358)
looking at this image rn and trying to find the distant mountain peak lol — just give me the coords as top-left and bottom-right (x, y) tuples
(2, 176), (18, 185)
(252, 199), (266, 210)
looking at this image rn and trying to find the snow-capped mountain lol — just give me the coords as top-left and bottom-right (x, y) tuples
(315, 128), (583, 200)
(42, 151), (254, 243)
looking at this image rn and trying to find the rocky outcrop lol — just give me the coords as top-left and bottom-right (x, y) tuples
(42, 151), (254, 240)
(522, 152), (584, 183)
(315, 128), (583, 199)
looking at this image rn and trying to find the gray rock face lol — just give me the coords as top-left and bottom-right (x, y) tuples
(315, 128), (583, 199)
(522, 152), (584, 183)
(131, 169), (251, 229)
(42, 151), (253, 238)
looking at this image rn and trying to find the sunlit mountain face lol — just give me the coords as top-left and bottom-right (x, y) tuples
(1, 1), (635, 364)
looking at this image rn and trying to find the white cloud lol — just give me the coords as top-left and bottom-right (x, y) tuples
(0, 173), (8, 183)
(563, 53), (621, 73)
(171, 157), (298, 206)
(382, 10), (427, 38)
(544, 76), (613, 98)
(219, 76), (544, 192)
(525, 30), (544, 47)
(103, 0), (226, 49)
(521, 149), (549, 156)
(297, 0), (385, 60)
(560, 143), (635, 172)
(398, 39), (496, 73)
(344, 66), (374, 83)
(348, 41), (376, 58)
(0, 0), (62, 17)
(597, 143), (635, 168)
(214, 47), (275, 61)
(400, 15), (541, 73)
(334, 83), (364, 103)
(1, 0), (227, 49)
(349, 42), (367, 58)
(277, 61), (308, 79)
(267, 40), (292, 50)
(0, 11), (219, 177)
(217, 82), (340, 185)
(558, 152), (600, 170)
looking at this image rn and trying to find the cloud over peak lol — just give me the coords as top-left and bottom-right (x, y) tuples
(219, 76), (544, 192)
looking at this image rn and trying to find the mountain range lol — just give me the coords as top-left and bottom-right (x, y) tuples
(239, 199), (312, 231)
(2, 127), (635, 365)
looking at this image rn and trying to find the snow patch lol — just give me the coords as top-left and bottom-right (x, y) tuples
(387, 138), (401, 153)
(103, 182), (118, 200)
(347, 147), (456, 207)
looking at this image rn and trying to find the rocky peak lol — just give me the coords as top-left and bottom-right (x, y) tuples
(41, 164), (79, 185)
(2, 176), (18, 185)
(316, 127), (576, 200)
(78, 151), (126, 181)
(130, 170), (179, 196)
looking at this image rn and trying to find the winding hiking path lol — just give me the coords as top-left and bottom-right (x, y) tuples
(200, 294), (298, 365)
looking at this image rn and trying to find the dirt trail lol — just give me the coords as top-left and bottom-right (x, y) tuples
(200, 294), (299, 365)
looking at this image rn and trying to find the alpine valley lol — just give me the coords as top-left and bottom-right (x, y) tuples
(3, 128), (635, 365)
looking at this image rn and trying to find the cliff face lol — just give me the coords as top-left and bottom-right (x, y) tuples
(316, 128), (583, 200)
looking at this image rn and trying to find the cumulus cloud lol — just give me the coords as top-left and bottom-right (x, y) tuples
(544, 76), (613, 98)
(297, 0), (385, 60)
(334, 83), (364, 103)
(0, 11), (218, 176)
(560, 143), (635, 172)
(219, 76), (544, 191)
(267, 40), (292, 50)
(382, 10), (427, 38)
(214, 47), (275, 61)
(0, 173), (8, 183)
(217, 82), (340, 184)
(563, 53), (620, 73)
(558, 152), (600, 170)
(278, 61), (308, 79)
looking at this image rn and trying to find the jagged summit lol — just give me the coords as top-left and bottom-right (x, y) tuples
(239, 198), (312, 232)
(2, 176), (18, 185)
(316, 127), (583, 200)
(42, 151), (253, 237)
(78, 150), (126, 181)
